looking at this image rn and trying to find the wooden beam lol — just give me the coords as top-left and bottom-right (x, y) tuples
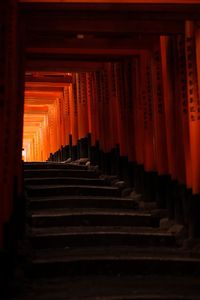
(25, 74), (72, 83)
(26, 59), (108, 72)
(27, 48), (143, 56)
(25, 86), (63, 92)
(26, 36), (158, 50)
(24, 18), (184, 35)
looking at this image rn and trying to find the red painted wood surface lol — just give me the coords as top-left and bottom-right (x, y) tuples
(151, 42), (169, 176)
(140, 51), (155, 172)
(185, 21), (200, 194)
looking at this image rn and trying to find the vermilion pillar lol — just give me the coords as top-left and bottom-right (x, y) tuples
(115, 62), (128, 157)
(86, 73), (92, 135)
(185, 21), (200, 195)
(140, 51), (155, 172)
(123, 60), (135, 163)
(63, 86), (71, 146)
(107, 63), (120, 150)
(76, 73), (89, 140)
(70, 76), (78, 146)
(151, 42), (169, 177)
(133, 56), (144, 167)
(176, 35), (192, 190)
(160, 37), (178, 182)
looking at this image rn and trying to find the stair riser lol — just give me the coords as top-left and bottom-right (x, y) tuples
(24, 170), (98, 179)
(31, 215), (160, 228)
(32, 234), (176, 249)
(30, 199), (138, 210)
(25, 178), (106, 186)
(26, 187), (121, 198)
(29, 259), (200, 278)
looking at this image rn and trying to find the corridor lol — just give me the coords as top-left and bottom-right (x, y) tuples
(1, 0), (200, 299)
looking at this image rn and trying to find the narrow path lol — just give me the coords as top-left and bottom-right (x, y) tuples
(10, 162), (200, 300)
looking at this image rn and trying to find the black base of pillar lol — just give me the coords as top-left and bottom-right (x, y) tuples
(71, 145), (78, 161)
(189, 193), (200, 238)
(99, 150), (104, 172)
(174, 183), (187, 225)
(110, 145), (120, 176)
(61, 145), (70, 161)
(127, 162), (136, 187)
(143, 171), (157, 202)
(134, 164), (145, 194)
(183, 188), (192, 227)
(165, 179), (176, 220)
(155, 174), (171, 209)
(87, 134), (91, 160)
(119, 156), (129, 182)
(78, 137), (89, 158)
(90, 141), (100, 166)
(90, 145), (96, 166)
(99, 150), (112, 174)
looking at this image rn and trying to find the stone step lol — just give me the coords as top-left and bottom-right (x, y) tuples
(31, 226), (176, 249)
(25, 184), (121, 198)
(29, 195), (139, 210)
(29, 246), (200, 277)
(25, 177), (107, 186)
(10, 275), (200, 300)
(24, 169), (99, 179)
(31, 209), (160, 228)
(24, 162), (88, 170)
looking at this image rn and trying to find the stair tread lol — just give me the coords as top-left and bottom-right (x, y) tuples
(32, 226), (167, 236)
(9, 275), (200, 300)
(28, 195), (136, 202)
(24, 162), (88, 170)
(22, 164), (199, 283)
(25, 177), (105, 181)
(33, 246), (199, 263)
(26, 184), (119, 190)
(24, 169), (96, 173)
(31, 209), (153, 217)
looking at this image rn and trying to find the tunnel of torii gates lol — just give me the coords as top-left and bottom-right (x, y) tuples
(2, 0), (200, 253)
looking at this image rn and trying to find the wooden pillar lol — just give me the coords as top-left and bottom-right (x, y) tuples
(86, 73), (92, 135)
(139, 51), (156, 200)
(108, 63), (120, 149)
(0, 0), (24, 251)
(185, 21), (200, 195)
(89, 72), (99, 147)
(0, 2), (6, 246)
(48, 105), (57, 154)
(160, 37), (178, 182)
(88, 72), (100, 165)
(185, 21), (200, 237)
(115, 62), (128, 158)
(76, 73), (89, 158)
(69, 76), (78, 159)
(173, 34), (192, 224)
(98, 67), (113, 173)
(140, 51), (155, 173)
(77, 73), (89, 139)
(151, 41), (169, 208)
(133, 56), (145, 192)
(104, 63), (120, 175)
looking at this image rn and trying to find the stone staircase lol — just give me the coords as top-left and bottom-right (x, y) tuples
(10, 162), (200, 299)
